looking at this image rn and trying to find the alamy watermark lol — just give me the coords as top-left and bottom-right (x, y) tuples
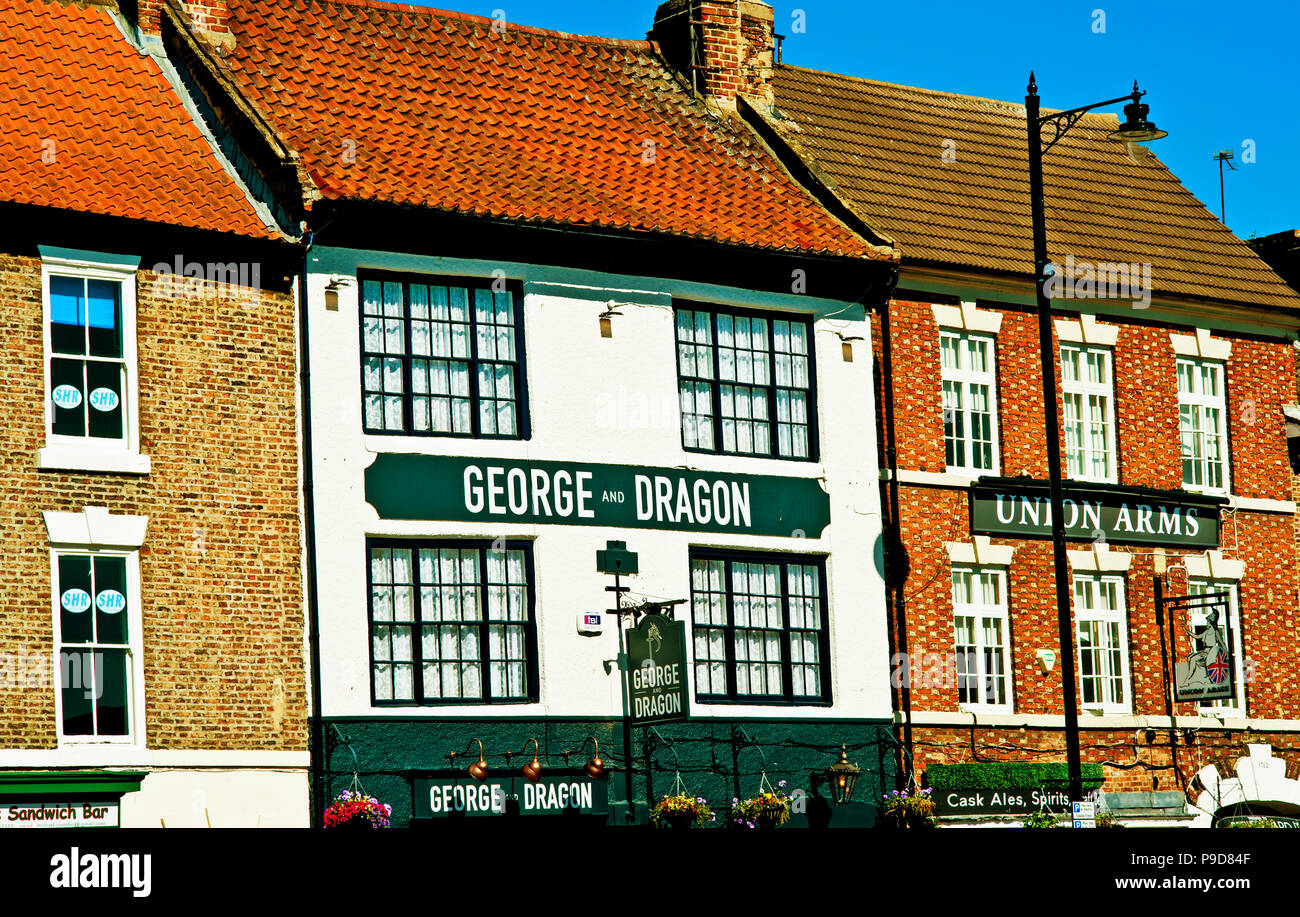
(1044, 254), (1152, 309)
(149, 256), (262, 304)
(0, 646), (105, 699)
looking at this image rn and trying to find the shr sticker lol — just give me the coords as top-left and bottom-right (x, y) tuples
(52, 385), (82, 410)
(95, 589), (126, 613)
(60, 589), (91, 612)
(89, 388), (119, 412)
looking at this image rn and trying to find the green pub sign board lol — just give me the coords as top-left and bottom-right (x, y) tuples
(970, 479), (1223, 549)
(413, 776), (608, 818)
(364, 454), (831, 537)
(626, 613), (689, 726)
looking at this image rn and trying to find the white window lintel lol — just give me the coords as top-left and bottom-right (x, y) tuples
(44, 506), (148, 549)
(1182, 550), (1245, 581)
(945, 535), (1014, 566)
(1055, 313), (1119, 347)
(1067, 543), (1132, 572)
(1170, 328), (1232, 362)
(932, 300), (1002, 334)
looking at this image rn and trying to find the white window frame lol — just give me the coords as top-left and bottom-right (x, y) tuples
(1061, 343), (1117, 483)
(950, 566), (1013, 713)
(38, 249), (149, 475)
(49, 548), (145, 747)
(1185, 579), (1245, 718)
(1073, 573), (1131, 714)
(1177, 358), (1229, 496)
(45, 507), (147, 748)
(940, 331), (999, 474)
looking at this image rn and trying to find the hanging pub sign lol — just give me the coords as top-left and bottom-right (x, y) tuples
(625, 613), (689, 726)
(412, 775), (609, 818)
(364, 454), (830, 538)
(1170, 591), (1235, 702)
(969, 478), (1224, 549)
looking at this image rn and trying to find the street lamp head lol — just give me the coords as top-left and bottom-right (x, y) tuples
(1109, 81), (1168, 143)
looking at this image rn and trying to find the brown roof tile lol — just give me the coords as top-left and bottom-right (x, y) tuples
(768, 66), (1300, 310)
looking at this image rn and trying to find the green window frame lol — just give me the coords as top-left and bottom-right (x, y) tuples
(360, 272), (529, 439)
(689, 550), (830, 705)
(675, 305), (818, 461)
(366, 539), (538, 706)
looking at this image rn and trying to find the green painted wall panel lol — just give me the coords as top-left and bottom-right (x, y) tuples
(323, 717), (896, 828)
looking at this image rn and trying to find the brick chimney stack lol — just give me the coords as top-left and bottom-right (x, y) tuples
(649, 0), (775, 110)
(135, 0), (234, 51)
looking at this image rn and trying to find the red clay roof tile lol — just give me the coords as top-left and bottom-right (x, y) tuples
(0, 0), (273, 238)
(216, 0), (890, 260)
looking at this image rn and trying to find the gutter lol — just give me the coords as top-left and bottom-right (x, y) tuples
(874, 269), (912, 789)
(298, 225), (326, 826)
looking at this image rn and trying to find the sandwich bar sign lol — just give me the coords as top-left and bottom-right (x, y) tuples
(0, 801), (119, 828)
(970, 479), (1223, 549)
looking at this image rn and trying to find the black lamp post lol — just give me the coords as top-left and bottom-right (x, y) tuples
(1023, 73), (1166, 811)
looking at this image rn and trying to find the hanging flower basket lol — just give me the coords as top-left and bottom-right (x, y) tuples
(880, 788), (937, 828)
(323, 790), (393, 829)
(650, 793), (714, 828)
(733, 780), (793, 829)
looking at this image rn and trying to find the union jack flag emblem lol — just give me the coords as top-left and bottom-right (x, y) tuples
(1206, 649), (1230, 685)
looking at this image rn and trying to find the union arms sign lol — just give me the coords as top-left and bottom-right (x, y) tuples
(969, 478), (1225, 549)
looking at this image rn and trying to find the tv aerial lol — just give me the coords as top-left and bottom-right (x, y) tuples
(1213, 150), (1237, 224)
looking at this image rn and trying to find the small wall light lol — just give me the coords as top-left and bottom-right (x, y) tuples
(836, 334), (864, 362)
(508, 738), (544, 782)
(323, 275), (353, 311)
(573, 737), (606, 779)
(448, 738), (490, 781)
(598, 302), (622, 338)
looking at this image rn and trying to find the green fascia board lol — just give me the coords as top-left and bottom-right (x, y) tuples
(0, 770), (147, 797)
(926, 762), (1104, 791)
(37, 246), (141, 270)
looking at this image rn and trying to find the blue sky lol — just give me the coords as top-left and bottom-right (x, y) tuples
(418, 1), (1299, 242)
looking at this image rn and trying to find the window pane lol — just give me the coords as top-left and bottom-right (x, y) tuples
(50, 357), (86, 437)
(60, 650), (95, 735)
(85, 360), (124, 440)
(86, 280), (122, 358)
(50, 276), (86, 354)
(93, 556), (129, 645)
(58, 554), (95, 645)
(95, 649), (130, 735)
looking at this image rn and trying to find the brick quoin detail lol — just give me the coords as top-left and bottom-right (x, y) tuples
(0, 253), (305, 751)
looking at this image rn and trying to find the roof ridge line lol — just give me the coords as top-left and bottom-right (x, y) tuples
(280, 0), (652, 49)
(775, 64), (1120, 124)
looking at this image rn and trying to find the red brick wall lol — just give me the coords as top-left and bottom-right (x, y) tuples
(0, 252), (305, 750)
(882, 295), (1300, 794)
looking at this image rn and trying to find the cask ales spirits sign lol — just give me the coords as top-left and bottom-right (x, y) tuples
(625, 613), (689, 726)
(365, 454), (831, 537)
(969, 479), (1223, 549)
